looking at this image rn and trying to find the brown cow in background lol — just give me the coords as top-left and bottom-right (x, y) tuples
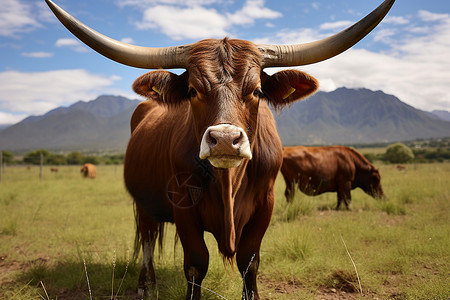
(281, 146), (385, 210)
(80, 163), (96, 179)
(46, 0), (394, 298)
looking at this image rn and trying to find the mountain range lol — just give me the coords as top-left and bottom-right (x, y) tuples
(0, 89), (449, 153)
(0, 95), (140, 153)
(274, 88), (449, 145)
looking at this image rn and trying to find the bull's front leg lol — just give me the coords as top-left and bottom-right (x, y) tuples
(337, 181), (352, 210)
(173, 206), (209, 300)
(236, 195), (274, 300)
(135, 204), (158, 298)
(284, 180), (295, 202)
(177, 224), (209, 300)
(170, 175), (210, 300)
(238, 251), (260, 300)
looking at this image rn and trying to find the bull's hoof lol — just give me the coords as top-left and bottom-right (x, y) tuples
(137, 287), (145, 300)
(242, 290), (255, 300)
(137, 284), (158, 299)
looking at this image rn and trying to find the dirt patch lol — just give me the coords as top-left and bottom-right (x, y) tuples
(0, 255), (23, 281)
(315, 288), (360, 300)
(259, 271), (374, 300)
(47, 288), (140, 300)
(258, 273), (305, 298)
(0, 255), (26, 298)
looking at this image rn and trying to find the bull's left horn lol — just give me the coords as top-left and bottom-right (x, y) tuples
(45, 0), (191, 69)
(258, 0), (395, 68)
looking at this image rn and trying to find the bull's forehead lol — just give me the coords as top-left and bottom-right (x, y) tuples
(187, 38), (262, 94)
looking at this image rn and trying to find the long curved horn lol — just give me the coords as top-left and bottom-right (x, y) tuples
(45, 0), (191, 69)
(258, 0), (395, 68)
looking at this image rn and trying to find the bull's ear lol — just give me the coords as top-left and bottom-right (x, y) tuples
(261, 70), (319, 109)
(132, 70), (189, 105)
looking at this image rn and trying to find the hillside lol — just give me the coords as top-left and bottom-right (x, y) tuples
(274, 88), (450, 145)
(0, 95), (140, 153)
(0, 89), (449, 152)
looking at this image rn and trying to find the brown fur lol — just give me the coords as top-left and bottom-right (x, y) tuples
(80, 163), (96, 178)
(281, 145), (385, 210)
(125, 38), (318, 300)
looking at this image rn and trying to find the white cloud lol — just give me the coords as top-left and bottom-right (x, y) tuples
(117, 0), (219, 8)
(262, 10), (450, 112)
(55, 38), (89, 52)
(127, 0), (281, 40)
(0, 0), (41, 37)
(21, 52), (54, 58)
(418, 10), (448, 22)
(253, 27), (320, 45)
(120, 37), (135, 44)
(36, 1), (58, 24)
(0, 111), (27, 125)
(299, 46), (450, 112)
(226, 0), (282, 26)
(384, 16), (409, 25)
(55, 39), (80, 47)
(372, 28), (396, 42)
(0, 70), (124, 121)
(408, 26), (429, 35)
(136, 5), (228, 40)
(319, 20), (353, 31)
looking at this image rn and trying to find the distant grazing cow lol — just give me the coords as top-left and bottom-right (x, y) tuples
(50, 167), (58, 173)
(80, 163), (96, 179)
(281, 146), (385, 210)
(46, 0), (394, 298)
(396, 165), (406, 171)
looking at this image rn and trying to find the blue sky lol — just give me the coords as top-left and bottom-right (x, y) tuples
(1, 0), (449, 125)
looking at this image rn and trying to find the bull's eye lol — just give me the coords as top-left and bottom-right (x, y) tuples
(253, 87), (263, 98)
(188, 87), (197, 98)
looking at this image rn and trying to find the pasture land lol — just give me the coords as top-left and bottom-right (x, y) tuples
(0, 163), (449, 299)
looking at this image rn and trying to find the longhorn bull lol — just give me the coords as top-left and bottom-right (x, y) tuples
(45, 1), (395, 299)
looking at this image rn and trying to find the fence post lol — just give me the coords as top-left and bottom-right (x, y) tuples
(40, 152), (43, 181)
(0, 151), (2, 183)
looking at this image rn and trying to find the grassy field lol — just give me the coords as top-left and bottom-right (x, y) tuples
(0, 162), (449, 299)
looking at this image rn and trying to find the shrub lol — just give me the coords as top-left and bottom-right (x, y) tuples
(23, 149), (50, 165)
(385, 143), (414, 164)
(66, 152), (84, 164)
(0, 151), (15, 164)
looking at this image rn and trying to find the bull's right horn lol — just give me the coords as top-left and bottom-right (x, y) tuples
(45, 0), (191, 69)
(258, 0), (395, 68)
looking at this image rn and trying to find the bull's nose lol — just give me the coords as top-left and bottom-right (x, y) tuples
(199, 124), (252, 167)
(207, 128), (243, 153)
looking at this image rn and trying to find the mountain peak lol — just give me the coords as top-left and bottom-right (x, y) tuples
(275, 88), (449, 145)
(431, 110), (450, 121)
(0, 95), (141, 152)
(69, 95), (141, 118)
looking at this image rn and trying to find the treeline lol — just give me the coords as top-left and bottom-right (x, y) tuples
(1, 139), (449, 166)
(364, 144), (450, 164)
(0, 149), (124, 165)
(412, 148), (450, 163)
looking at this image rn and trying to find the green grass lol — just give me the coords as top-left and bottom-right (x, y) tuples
(0, 163), (449, 299)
